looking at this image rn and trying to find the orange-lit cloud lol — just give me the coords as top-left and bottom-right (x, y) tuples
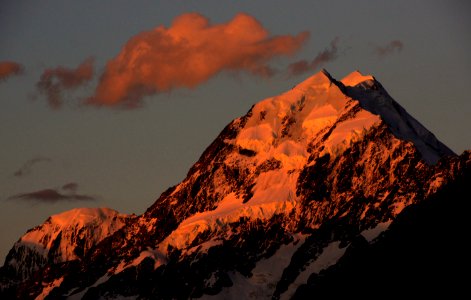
(288, 37), (340, 76)
(87, 13), (309, 108)
(7, 183), (97, 204)
(0, 61), (24, 82)
(37, 58), (94, 109)
(375, 40), (404, 57)
(13, 157), (51, 177)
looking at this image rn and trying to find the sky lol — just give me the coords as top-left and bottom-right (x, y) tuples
(0, 0), (470, 262)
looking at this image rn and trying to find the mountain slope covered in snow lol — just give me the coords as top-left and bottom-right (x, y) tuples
(1, 208), (131, 284)
(0, 70), (466, 300)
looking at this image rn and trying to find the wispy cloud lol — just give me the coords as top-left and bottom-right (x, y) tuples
(288, 37), (340, 76)
(61, 182), (78, 193)
(86, 13), (309, 108)
(7, 183), (97, 204)
(37, 58), (94, 109)
(14, 157), (51, 177)
(0, 61), (24, 82)
(375, 40), (404, 57)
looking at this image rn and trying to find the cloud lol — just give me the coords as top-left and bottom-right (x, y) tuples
(8, 189), (96, 204)
(7, 183), (97, 204)
(61, 182), (79, 193)
(375, 40), (404, 57)
(288, 37), (340, 76)
(37, 58), (94, 109)
(0, 61), (24, 81)
(14, 157), (51, 177)
(87, 13), (309, 108)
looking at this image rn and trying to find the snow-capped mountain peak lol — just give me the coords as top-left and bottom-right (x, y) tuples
(144, 70), (456, 256)
(339, 70), (455, 163)
(293, 68), (336, 91)
(141, 70), (455, 262)
(236, 69), (375, 157)
(47, 207), (124, 228)
(340, 70), (375, 87)
(1, 70), (466, 300)
(3, 207), (130, 281)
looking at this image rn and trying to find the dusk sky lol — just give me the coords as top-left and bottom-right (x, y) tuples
(0, 1), (470, 262)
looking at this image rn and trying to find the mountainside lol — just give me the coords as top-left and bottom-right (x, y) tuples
(1, 70), (467, 300)
(292, 151), (470, 299)
(1, 208), (131, 283)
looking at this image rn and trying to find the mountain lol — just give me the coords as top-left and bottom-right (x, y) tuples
(1, 208), (131, 284)
(1, 70), (468, 299)
(291, 151), (470, 299)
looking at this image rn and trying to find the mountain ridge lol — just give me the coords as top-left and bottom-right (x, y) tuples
(1, 207), (131, 282)
(1, 70), (466, 299)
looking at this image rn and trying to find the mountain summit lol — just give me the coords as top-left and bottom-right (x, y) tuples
(1, 70), (468, 299)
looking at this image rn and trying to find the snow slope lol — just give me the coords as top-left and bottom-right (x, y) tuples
(4, 207), (130, 280)
(147, 70), (452, 256)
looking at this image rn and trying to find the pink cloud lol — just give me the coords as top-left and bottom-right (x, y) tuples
(0, 61), (24, 81)
(37, 58), (94, 109)
(87, 13), (309, 108)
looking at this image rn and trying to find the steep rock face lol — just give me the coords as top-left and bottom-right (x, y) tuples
(342, 71), (454, 163)
(0, 70), (465, 299)
(292, 151), (471, 299)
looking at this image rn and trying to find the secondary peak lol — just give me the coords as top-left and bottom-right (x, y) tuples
(294, 69), (336, 91)
(341, 70), (375, 87)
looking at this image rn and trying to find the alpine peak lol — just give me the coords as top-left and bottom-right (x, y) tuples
(243, 69), (453, 164)
(1, 69), (466, 300)
(293, 68), (337, 92)
(47, 207), (126, 227)
(341, 70), (375, 87)
(2, 207), (131, 281)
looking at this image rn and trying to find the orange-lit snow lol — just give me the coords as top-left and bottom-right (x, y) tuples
(236, 71), (380, 161)
(18, 207), (128, 262)
(302, 104), (337, 137)
(321, 109), (381, 155)
(160, 192), (296, 251)
(341, 70), (375, 87)
(35, 277), (64, 300)
(152, 69), (448, 257)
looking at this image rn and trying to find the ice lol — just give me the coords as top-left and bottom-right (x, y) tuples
(201, 234), (306, 299)
(35, 277), (64, 300)
(361, 221), (392, 242)
(280, 241), (346, 300)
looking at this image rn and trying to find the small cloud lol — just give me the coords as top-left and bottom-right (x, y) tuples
(61, 182), (79, 193)
(7, 186), (97, 204)
(87, 13), (309, 108)
(288, 37), (340, 77)
(14, 157), (51, 177)
(0, 61), (24, 82)
(375, 40), (404, 57)
(37, 57), (94, 109)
